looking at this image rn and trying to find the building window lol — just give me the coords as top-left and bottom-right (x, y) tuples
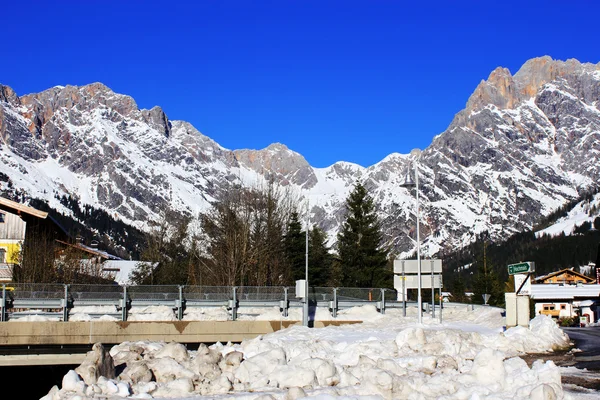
(560, 304), (566, 310)
(0, 248), (6, 264)
(0, 213), (4, 223)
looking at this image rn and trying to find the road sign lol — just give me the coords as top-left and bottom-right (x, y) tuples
(394, 274), (441, 289)
(394, 259), (442, 274)
(513, 274), (531, 296)
(508, 262), (535, 275)
(482, 294), (491, 305)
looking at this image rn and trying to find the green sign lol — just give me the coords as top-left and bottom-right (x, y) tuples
(508, 262), (534, 275)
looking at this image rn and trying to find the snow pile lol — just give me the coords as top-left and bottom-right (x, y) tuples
(42, 307), (572, 399)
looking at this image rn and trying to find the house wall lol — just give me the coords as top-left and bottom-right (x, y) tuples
(0, 211), (26, 240)
(0, 240), (22, 264)
(534, 302), (574, 318)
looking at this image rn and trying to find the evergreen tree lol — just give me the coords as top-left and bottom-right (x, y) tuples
(308, 227), (333, 286)
(337, 182), (390, 287)
(450, 274), (469, 303)
(471, 241), (504, 306)
(284, 211), (306, 283)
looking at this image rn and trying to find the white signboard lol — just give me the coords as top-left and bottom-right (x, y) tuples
(394, 274), (442, 290)
(394, 259), (442, 274)
(513, 274), (531, 296)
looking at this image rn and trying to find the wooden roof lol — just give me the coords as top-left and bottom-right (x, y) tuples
(534, 268), (596, 284)
(0, 197), (48, 219)
(55, 240), (120, 260)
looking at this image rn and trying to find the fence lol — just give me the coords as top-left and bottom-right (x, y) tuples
(0, 284), (404, 322)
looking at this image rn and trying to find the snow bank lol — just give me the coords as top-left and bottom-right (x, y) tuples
(42, 306), (573, 400)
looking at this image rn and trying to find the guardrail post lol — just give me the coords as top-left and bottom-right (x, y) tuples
(402, 261), (406, 317)
(378, 288), (386, 314)
(229, 286), (238, 321)
(1, 284), (6, 322)
(439, 285), (443, 323)
(329, 288), (338, 318)
(177, 285), (184, 320)
(121, 285), (128, 321)
(281, 287), (289, 317)
(62, 284), (70, 322)
(431, 260), (435, 318)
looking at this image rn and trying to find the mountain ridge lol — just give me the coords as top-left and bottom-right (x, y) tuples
(1, 56), (599, 257)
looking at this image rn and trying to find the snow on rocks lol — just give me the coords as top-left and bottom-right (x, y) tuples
(75, 343), (116, 385)
(43, 306), (572, 399)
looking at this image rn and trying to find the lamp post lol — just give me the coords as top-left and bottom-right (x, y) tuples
(401, 149), (422, 324)
(303, 201), (309, 327)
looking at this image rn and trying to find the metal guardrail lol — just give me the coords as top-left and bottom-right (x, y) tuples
(1, 284), (406, 322)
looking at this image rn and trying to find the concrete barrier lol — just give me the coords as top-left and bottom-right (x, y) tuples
(0, 320), (360, 346)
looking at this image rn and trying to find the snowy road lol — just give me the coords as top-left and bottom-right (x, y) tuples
(562, 327), (600, 370)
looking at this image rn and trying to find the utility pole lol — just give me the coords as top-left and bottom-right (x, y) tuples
(303, 201), (309, 327)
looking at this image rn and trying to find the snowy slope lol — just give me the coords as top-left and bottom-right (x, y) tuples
(535, 193), (600, 238)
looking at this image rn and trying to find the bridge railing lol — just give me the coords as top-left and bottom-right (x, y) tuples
(0, 283), (404, 322)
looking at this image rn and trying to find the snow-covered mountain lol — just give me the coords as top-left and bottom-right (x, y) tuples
(1, 56), (599, 256)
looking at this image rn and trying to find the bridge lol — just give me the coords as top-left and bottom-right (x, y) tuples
(0, 283), (422, 366)
(0, 319), (360, 366)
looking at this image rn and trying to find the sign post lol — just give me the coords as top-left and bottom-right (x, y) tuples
(482, 294), (490, 305)
(508, 262), (535, 275)
(506, 262), (534, 328)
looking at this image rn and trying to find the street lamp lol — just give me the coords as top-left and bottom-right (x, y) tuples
(303, 201), (310, 327)
(400, 149), (422, 324)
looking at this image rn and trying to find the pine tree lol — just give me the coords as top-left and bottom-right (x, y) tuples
(450, 274), (468, 303)
(308, 227), (333, 286)
(337, 182), (390, 287)
(284, 211), (306, 283)
(471, 240), (504, 306)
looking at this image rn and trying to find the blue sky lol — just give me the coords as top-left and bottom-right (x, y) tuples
(2, 1), (599, 167)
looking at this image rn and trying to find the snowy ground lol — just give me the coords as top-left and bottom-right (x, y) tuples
(38, 305), (600, 400)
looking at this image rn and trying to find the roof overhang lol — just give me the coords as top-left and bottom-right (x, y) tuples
(530, 284), (600, 300)
(0, 197), (48, 219)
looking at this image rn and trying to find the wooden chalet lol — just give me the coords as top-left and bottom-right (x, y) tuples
(534, 268), (597, 285)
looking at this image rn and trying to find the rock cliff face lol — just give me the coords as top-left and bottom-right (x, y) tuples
(1, 56), (599, 256)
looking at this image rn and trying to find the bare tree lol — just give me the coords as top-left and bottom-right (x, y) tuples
(200, 181), (299, 286)
(15, 225), (58, 283)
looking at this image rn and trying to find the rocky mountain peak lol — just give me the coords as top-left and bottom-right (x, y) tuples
(140, 106), (171, 138)
(266, 142), (290, 152)
(513, 56), (574, 98)
(234, 143), (317, 188)
(466, 66), (519, 112)
(20, 83), (138, 119)
(0, 84), (20, 106)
